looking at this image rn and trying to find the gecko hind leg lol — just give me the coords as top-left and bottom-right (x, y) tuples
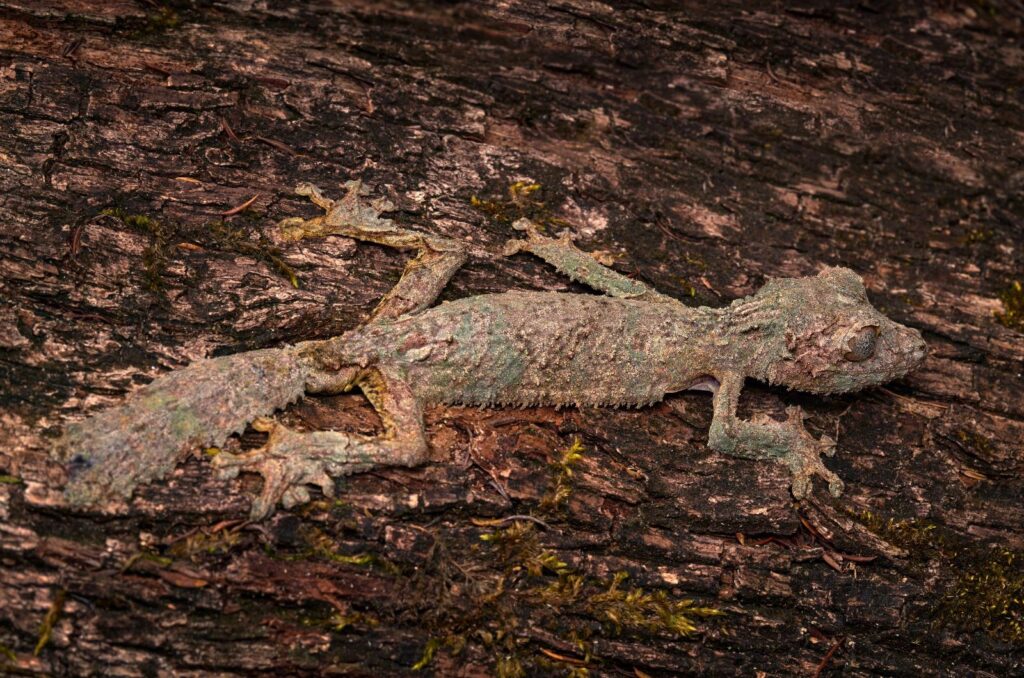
(211, 367), (427, 519)
(280, 181), (468, 321)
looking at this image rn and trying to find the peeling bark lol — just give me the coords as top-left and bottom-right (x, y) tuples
(1, 1), (1023, 675)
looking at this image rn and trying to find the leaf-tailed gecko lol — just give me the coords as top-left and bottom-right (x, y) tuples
(55, 182), (927, 518)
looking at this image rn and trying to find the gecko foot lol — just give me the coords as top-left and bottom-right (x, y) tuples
(210, 419), (340, 520)
(781, 406), (844, 499)
(279, 181), (396, 242)
(502, 218), (573, 257)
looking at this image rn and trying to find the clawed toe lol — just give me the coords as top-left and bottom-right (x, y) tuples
(827, 474), (845, 497)
(787, 439), (845, 500)
(502, 238), (527, 257)
(295, 182), (335, 211)
(281, 485), (310, 509)
(210, 449), (253, 480)
(279, 216), (324, 241)
(779, 410), (845, 499)
(208, 422), (355, 518)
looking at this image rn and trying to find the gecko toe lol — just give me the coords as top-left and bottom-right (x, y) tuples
(313, 472), (336, 498)
(785, 429), (845, 500)
(828, 475), (845, 497)
(791, 474), (811, 499)
(249, 494), (276, 521)
(502, 238), (527, 257)
(210, 451), (243, 480)
(281, 485), (310, 509)
(818, 434), (837, 458)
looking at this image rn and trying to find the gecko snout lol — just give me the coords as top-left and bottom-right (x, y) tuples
(890, 324), (928, 377)
(902, 326), (928, 364)
(911, 335), (927, 364)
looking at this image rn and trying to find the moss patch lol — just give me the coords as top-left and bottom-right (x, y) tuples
(165, 527), (243, 561)
(400, 438), (722, 674)
(145, 6), (181, 33)
(938, 548), (1024, 643)
(100, 207), (299, 296)
(857, 510), (1024, 644)
(538, 437), (585, 515)
(33, 589), (66, 656)
(405, 520), (721, 674)
(994, 280), (1024, 332)
(470, 181), (572, 233)
(100, 209), (167, 292)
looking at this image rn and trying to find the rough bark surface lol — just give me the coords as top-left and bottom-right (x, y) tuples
(2, 1), (1023, 676)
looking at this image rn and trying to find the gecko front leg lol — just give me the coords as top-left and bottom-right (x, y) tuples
(503, 218), (676, 304)
(279, 181), (468, 322)
(707, 372), (844, 499)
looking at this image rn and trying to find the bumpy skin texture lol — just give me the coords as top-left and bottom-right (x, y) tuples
(57, 183), (928, 518)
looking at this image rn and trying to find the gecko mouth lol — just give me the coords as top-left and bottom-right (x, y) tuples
(684, 375), (720, 393)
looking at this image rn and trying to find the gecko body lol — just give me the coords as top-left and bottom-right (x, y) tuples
(57, 182), (927, 517)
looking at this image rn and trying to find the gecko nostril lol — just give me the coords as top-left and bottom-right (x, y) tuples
(913, 341), (927, 361)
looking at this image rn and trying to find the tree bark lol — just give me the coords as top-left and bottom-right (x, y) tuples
(2, 1), (1023, 675)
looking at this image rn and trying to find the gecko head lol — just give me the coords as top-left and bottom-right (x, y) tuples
(755, 267), (927, 394)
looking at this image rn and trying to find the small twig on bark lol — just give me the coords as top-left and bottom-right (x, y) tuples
(813, 635), (845, 677)
(221, 194), (260, 216)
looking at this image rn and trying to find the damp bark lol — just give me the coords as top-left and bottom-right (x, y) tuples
(1, 1), (1023, 676)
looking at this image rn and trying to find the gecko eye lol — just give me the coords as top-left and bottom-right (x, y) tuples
(844, 326), (879, 362)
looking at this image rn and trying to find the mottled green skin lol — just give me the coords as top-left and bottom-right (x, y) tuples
(57, 183), (928, 516)
(333, 291), (719, 408)
(328, 269), (926, 411)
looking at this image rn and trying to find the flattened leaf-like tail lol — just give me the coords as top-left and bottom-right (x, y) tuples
(56, 346), (312, 507)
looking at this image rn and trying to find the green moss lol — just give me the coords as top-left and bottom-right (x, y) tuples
(856, 510), (1024, 644)
(99, 206), (300, 296)
(586, 572), (723, 636)
(146, 6), (181, 31)
(125, 4), (182, 37)
(538, 437), (585, 515)
(856, 510), (953, 556)
(683, 251), (707, 271)
(0, 475), (23, 484)
(938, 548), (1024, 643)
(495, 653), (526, 678)
(327, 611), (379, 633)
(961, 227), (993, 245)
(411, 637), (442, 671)
(121, 550), (174, 572)
(33, 589), (66, 656)
(407, 517), (722, 674)
(995, 281), (1024, 331)
(101, 208), (169, 293)
(165, 528), (243, 560)
(397, 437), (721, 672)
(470, 181), (571, 233)
(204, 219), (300, 289)
(283, 525), (400, 574)
(956, 429), (995, 462)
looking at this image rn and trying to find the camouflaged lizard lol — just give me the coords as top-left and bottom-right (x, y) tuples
(56, 182), (928, 519)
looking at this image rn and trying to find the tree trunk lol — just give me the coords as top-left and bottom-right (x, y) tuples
(2, 1), (1022, 675)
